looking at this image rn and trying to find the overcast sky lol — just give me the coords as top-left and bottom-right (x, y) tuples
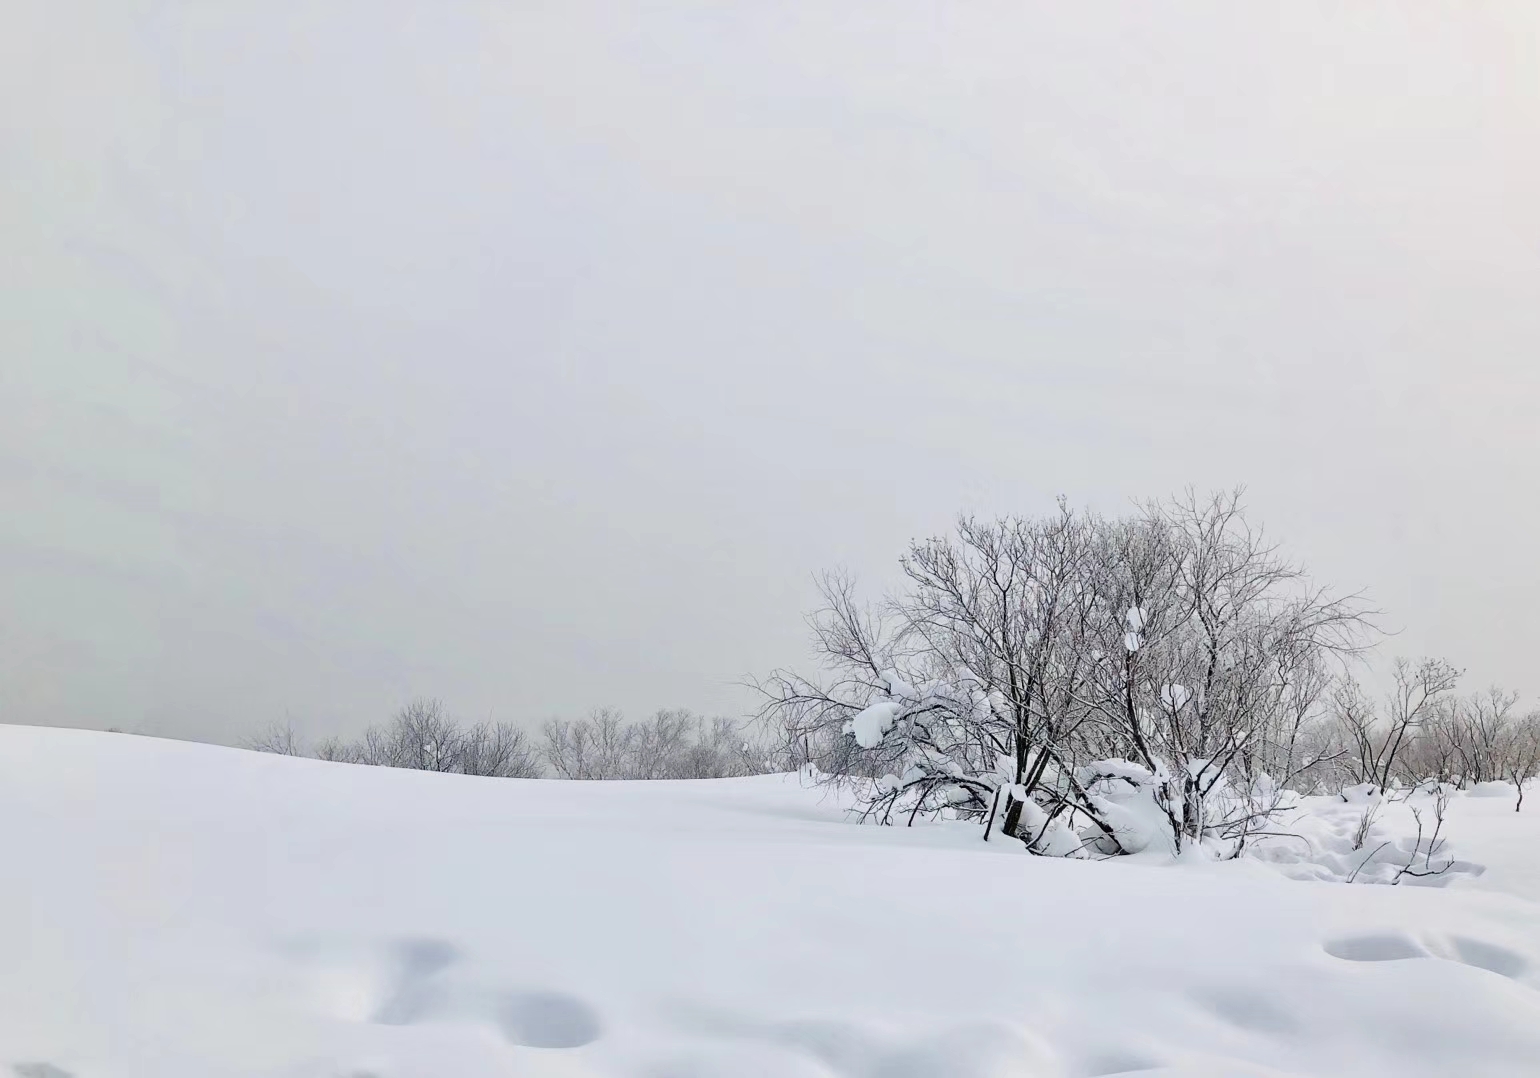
(3, 2), (1537, 743)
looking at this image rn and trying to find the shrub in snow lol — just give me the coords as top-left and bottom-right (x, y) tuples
(757, 491), (1379, 861)
(1078, 761), (1172, 854)
(1250, 786), (1480, 886)
(1339, 783), (1384, 804)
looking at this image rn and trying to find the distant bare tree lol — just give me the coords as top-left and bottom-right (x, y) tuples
(541, 707), (774, 780)
(541, 709), (627, 779)
(356, 723), (401, 768)
(677, 715), (771, 779)
(1504, 713), (1540, 812)
(1336, 657), (1462, 793)
(626, 709), (694, 780)
(1452, 687), (1520, 786)
(245, 721), (305, 756)
(459, 720), (542, 778)
(312, 736), (360, 764)
(309, 699), (454, 771)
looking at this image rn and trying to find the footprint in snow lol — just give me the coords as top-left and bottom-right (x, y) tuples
(1079, 1053), (1166, 1077)
(496, 991), (604, 1049)
(291, 933), (604, 1050)
(1428, 935), (1530, 979)
(1323, 932), (1426, 962)
(1325, 931), (1530, 982)
(371, 937), (462, 1025)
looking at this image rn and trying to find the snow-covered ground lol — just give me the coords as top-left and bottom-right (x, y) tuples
(6, 726), (1540, 1078)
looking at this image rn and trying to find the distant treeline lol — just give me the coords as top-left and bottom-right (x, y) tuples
(246, 698), (776, 780)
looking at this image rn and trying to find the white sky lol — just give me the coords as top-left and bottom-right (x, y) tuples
(3, 2), (1538, 742)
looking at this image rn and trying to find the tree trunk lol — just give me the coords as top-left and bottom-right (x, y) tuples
(1183, 776), (1204, 845)
(1002, 794), (1024, 839)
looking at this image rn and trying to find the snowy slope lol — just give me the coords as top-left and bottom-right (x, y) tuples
(5, 726), (1540, 1078)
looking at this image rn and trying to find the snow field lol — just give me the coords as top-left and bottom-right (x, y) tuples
(5, 726), (1540, 1077)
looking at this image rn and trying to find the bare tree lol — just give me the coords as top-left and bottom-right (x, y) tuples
(1503, 713), (1540, 812)
(1106, 490), (1370, 848)
(1401, 697), (1464, 788)
(245, 721), (305, 756)
(759, 506), (1115, 839)
(312, 736), (361, 764)
(1452, 687), (1520, 786)
(459, 720), (542, 778)
(1336, 657), (1462, 794)
(541, 708), (630, 779)
(626, 709), (695, 779)
(349, 698), (463, 771)
(676, 715), (772, 779)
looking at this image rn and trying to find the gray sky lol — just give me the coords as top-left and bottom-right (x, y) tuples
(3, 2), (1537, 743)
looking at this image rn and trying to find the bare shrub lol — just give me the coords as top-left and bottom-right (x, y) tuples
(244, 721), (305, 756)
(1350, 802), (1380, 851)
(1394, 787), (1454, 883)
(758, 490), (1374, 857)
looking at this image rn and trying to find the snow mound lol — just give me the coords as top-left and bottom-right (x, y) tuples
(1468, 781), (1516, 799)
(1248, 795), (1487, 886)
